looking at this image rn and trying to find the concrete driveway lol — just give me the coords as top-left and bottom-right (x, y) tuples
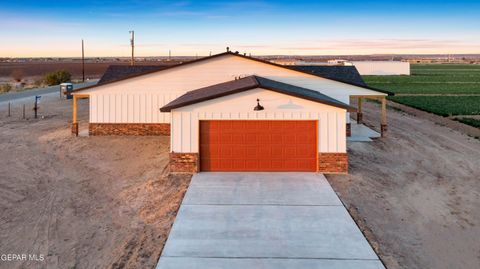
(157, 173), (385, 269)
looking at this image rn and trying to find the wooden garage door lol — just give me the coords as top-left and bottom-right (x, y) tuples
(200, 120), (317, 172)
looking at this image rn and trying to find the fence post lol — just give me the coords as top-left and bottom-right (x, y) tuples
(23, 104), (26, 119)
(8, 102), (11, 117)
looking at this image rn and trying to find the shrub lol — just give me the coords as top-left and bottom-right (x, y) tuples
(0, 84), (13, 93)
(43, 70), (72, 86)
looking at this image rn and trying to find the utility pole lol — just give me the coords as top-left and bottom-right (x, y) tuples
(129, 30), (135, 66)
(81, 39), (85, 82)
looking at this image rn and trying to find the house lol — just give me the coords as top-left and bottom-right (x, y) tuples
(72, 51), (393, 173)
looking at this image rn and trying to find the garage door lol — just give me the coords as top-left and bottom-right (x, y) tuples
(200, 120), (317, 172)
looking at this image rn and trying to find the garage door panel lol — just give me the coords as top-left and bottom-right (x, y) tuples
(200, 120), (317, 172)
(232, 133), (245, 144)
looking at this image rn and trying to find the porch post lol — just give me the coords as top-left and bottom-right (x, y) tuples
(357, 97), (363, 123)
(72, 95), (78, 136)
(381, 96), (387, 137)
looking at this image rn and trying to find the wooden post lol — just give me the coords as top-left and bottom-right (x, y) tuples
(357, 97), (363, 123)
(381, 96), (387, 137)
(22, 104), (25, 119)
(8, 102), (11, 117)
(72, 95), (78, 136)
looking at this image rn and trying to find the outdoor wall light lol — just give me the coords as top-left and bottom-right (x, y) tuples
(254, 98), (264, 111)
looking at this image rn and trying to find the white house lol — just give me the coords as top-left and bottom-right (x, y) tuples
(72, 51), (392, 173)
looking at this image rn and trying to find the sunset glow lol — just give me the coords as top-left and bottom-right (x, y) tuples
(1, 0), (479, 57)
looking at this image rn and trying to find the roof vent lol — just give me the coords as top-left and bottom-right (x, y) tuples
(226, 47), (230, 52)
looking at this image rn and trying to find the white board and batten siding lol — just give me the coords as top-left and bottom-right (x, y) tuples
(89, 92), (181, 123)
(170, 88), (347, 154)
(80, 54), (385, 124)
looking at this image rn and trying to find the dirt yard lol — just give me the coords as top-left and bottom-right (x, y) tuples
(327, 100), (480, 269)
(0, 94), (190, 269)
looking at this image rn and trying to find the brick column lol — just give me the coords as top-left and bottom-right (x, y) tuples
(71, 123), (78, 136)
(357, 112), (363, 124)
(381, 97), (387, 137)
(381, 124), (388, 137)
(318, 153), (348, 174)
(170, 153), (199, 173)
(346, 123), (351, 137)
(357, 97), (363, 124)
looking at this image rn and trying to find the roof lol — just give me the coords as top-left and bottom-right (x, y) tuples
(98, 65), (170, 84)
(160, 75), (356, 112)
(290, 65), (367, 86)
(73, 51), (393, 95)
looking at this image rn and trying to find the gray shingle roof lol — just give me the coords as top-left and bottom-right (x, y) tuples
(98, 65), (170, 84)
(290, 65), (367, 86)
(160, 76), (356, 112)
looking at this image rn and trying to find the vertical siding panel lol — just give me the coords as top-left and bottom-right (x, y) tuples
(139, 94), (145, 123)
(98, 95), (104, 122)
(144, 94), (149, 123)
(161, 95), (165, 123)
(337, 111), (347, 152)
(95, 95), (100, 122)
(171, 113), (181, 152)
(327, 112), (337, 153)
(127, 94), (133, 122)
(319, 112), (328, 152)
(121, 94), (126, 122)
(90, 95), (96, 122)
(191, 113), (199, 152)
(105, 94), (110, 123)
(134, 95), (139, 123)
(110, 95), (116, 123)
(148, 94), (152, 123)
(152, 94), (158, 123)
(182, 112), (191, 152)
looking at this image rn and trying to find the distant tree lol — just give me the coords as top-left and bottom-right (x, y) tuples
(43, 70), (72, 86)
(10, 69), (24, 82)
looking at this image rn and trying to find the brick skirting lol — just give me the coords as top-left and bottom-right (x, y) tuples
(318, 153), (348, 174)
(381, 124), (387, 137)
(71, 123), (79, 136)
(89, 123), (170, 136)
(357, 112), (363, 124)
(170, 153), (199, 173)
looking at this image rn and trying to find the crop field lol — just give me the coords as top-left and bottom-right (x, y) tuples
(364, 64), (480, 94)
(364, 64), (480, 129)
(388, 96), (480, 117)
(454, 118), (480, 128)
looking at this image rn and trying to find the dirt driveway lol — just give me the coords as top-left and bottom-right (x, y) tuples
(327, 101), (480, 269)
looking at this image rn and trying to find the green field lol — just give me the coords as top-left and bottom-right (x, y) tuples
(363, 64), (480, 129)
(454, 118), (480, 128)
(389, 96), (480, 117)
(364, 64), (480, 94)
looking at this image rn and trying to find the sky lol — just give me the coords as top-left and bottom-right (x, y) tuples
(1, 0), (479, 57)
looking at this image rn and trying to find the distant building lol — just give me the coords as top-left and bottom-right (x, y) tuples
(349, 61), (410, 75)
(295, 60), (410, 75)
